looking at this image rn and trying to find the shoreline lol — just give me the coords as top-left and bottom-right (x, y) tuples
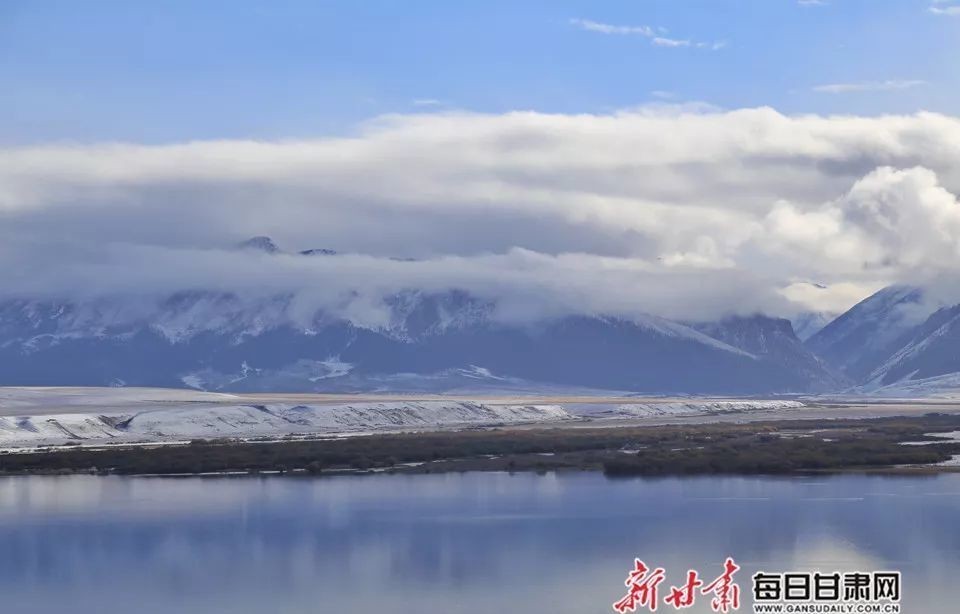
(4, 413), (960, 478)
(22, 461), (957, 480)
(5, 391), (960, 453)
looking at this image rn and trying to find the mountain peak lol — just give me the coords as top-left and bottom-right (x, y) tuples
(237, 236), (280, 254)
(299, 248), (337, 256)
(804, 284), (926, 379)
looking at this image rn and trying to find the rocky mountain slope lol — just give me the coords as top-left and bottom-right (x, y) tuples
(694, 315), (847, 392)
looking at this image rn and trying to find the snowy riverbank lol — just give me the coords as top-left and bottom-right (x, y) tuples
(0, 387), (812, 450)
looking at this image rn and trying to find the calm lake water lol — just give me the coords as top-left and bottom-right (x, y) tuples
(0, 471), (958, 613)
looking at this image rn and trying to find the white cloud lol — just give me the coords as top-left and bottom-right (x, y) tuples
(570, 18), (725, 50)
(929, 1), (960, 16)
(930, 6), (960, 15)
(812, 80), (927, 93)
(568, 18), (654, 37)
(781, 281), (884, 315)
(4, 107), (960, 321)
(412, 98), (444, 107)
(798, 0), (828, 6)
(759, 167), (960, 276)
(651, 37), (690, 48)
(650, 90), (676, 100)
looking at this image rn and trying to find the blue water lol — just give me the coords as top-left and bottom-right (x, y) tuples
(0, 472), (957, 613)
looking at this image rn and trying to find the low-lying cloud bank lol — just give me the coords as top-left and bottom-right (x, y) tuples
(4, 106), (960, 324)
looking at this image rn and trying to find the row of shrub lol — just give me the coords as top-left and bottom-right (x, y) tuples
(1, 413), (958, 476)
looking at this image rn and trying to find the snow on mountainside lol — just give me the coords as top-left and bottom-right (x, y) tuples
(801, 284), (960, 392)
(863, 304), (960, 386)
(853, 372), (960, 399)
(804, 285), (931, 380)
(791, 312), (835, 342)
(180, 363), (630, 396)
(0, 295), (831, 393)
(0, 237), (847, 394)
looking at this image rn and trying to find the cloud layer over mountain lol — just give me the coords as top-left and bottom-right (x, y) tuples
(4, 106), (960, 325)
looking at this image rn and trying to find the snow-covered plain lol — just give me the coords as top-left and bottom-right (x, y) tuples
(0, 399), (573, 449)
(851, 372), (960, 400)
(606, 400), (804, 418)
(116, 402), (573, 439)
(0, 387), (810, 450)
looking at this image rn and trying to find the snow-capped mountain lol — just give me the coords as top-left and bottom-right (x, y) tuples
(0, 296), (831, 394)
(237, 235), (281, 253)
(804, 285), (930, 380)
(0, 237), (845, 394)
(804, 284), (960, 395)
(863, 303), (960, 386)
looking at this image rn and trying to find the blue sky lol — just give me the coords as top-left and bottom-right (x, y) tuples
(5, 2), (960, 320)
(2, 0), (958, 144)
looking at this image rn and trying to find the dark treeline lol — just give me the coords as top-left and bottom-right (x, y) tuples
(1, 414), (959, 477)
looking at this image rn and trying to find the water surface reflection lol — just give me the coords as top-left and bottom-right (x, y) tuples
(0, 472), (957, 613)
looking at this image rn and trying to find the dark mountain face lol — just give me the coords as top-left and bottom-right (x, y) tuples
(693, 315), (847, 392)
(237, 236), (281, 253)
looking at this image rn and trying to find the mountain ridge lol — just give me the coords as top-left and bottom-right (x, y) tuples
(0, 236), (849, 395)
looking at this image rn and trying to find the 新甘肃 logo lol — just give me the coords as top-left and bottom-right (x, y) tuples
(610, 558), (901, 613)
